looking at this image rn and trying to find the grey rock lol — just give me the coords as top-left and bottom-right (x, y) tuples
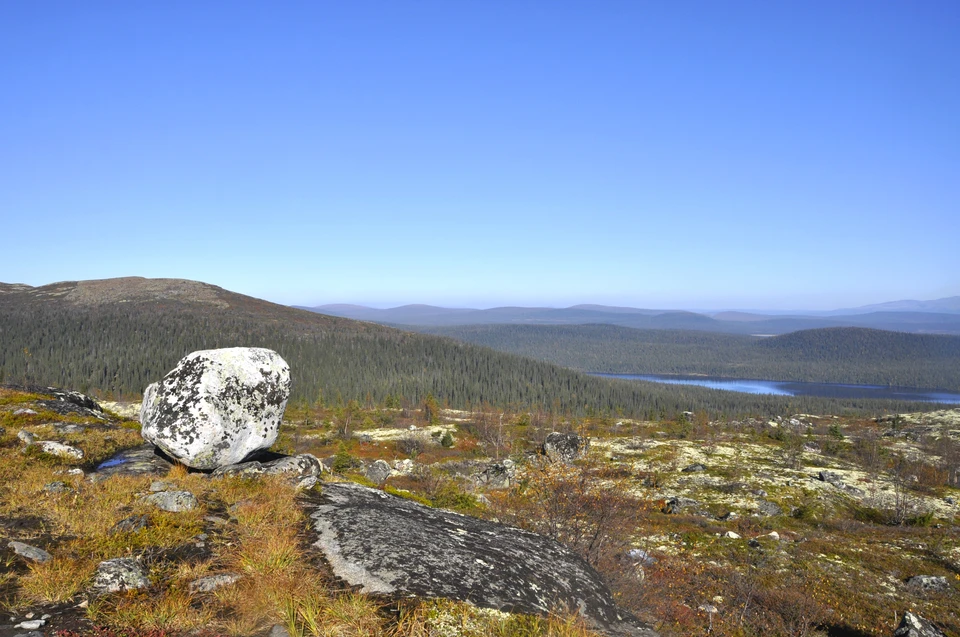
(91, 558), (150, 593)
(681, 463), (706, 472)
(13, 631), (44, 637)
(365, 459), (393, 484)
(140, 347), (291, 470)
(944, 496), (956, 505)
(110, 514), (149, 534)
(35, 441), (84, 459)
(662, 497), (700, 515)
(818, 471), (843, 484)
(17, 430), (35, 445)
(8, 541), (52, 563)
(269, 625), (291, 637)
(212, 453), (322, 490)
(906, 575), (949, 592)
(143, 490), (198, 512)
(755, 500), (783, 517)
(43, 481), (71, 494)
(309, 482), (656, 636)
(542, 432), (589, 463)
(14, 619), (44, 630)
(13, 408), (37, 416)
(475, 459), (516, 489)
(150, 480), (175, 492)
(188, 572), (242, 593)
(53, 423), (85, 434)
(894, 611), (947, 636)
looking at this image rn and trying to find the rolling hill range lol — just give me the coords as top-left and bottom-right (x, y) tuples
(0, 277), (945, 417)
(302, 300), (960, 335)
(410, 324), (960, 392)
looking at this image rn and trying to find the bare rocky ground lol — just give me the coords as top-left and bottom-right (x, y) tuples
(2, 388), (958, 636)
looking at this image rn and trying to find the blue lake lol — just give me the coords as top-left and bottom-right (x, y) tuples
(594, 373), (960, 404)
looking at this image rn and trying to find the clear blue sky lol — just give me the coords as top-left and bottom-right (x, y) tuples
(2, 1), (958, 310)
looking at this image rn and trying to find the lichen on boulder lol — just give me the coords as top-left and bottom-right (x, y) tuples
(140, 347), (291, 470)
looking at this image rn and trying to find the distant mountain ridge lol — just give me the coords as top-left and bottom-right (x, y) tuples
(302, 297), (960, 335)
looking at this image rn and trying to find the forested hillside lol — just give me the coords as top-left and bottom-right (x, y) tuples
(0, 278), (942, 417)
(412, 324), (960, 391)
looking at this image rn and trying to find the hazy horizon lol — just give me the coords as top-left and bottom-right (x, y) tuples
(3, 3), (958, 308)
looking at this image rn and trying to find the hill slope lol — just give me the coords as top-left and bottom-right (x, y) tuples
(0, 278), (754, 418)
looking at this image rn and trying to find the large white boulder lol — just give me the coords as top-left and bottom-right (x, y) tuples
(140, 347), (291, 470)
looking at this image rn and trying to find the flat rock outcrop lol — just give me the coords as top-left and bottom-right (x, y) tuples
(140, 347), (291, 470)
(308, 482), (656, 636)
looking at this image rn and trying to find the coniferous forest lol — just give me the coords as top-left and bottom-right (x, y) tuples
(0, 279), (947, 418)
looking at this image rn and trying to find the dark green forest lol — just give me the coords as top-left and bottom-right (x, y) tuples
(0, 279), (947, 418)
(411, 324), (960, 391)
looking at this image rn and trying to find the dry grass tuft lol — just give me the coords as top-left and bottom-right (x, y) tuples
(19, 556), (95, 603)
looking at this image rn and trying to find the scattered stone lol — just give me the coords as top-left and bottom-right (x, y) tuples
(14, 619), (44, 630)
(143, 490), (198, 512)
(766, 531), (780, 541)
(212, 453), (322, 490)
(150, 480), (175, 492)
(393, 458), (415, 474)
(269, 625), (292, 637)
(91, 558), (150, 593)
(818, 471), (843, 484)
(365, 459), (393, 484)
(755, 500), (783, 517)
(905, 575), (949, 593)
(17, 430), (35, 445)
(189, 573), (242, 593)
(723, 531), (741, 539)
(681, 463), (706, 473)
(894, 611), (947, 637)
(110, 514), (149, 534)
(36, 441), (84, 459)
(140, 347), (291, 470)
(13, 408), (37, 416)
(542, 432), (589, 463)
(14, 631), (44, 637)
(43, 481), (71, 494)
(626, 548), (655, 565)
(309, 482), (656, 636)
(8, 541), (52, 563)
(474, 459), (516, 489)
(54, 423), (85, 434)
(662, 497), (700, 515)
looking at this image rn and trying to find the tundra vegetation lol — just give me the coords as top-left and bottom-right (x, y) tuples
(1, 387), (957, 637)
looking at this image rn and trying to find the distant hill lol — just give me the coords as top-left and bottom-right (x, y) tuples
(303, 302), (960, 335)
(410, 324), (960, 391)
(829, 296), (960, 315)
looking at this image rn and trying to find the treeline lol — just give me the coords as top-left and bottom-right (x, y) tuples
(0, 282), (943, 418)
(411, 324), (960, 391)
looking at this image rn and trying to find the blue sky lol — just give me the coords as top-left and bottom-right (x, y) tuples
(2, 1), (958, 310)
